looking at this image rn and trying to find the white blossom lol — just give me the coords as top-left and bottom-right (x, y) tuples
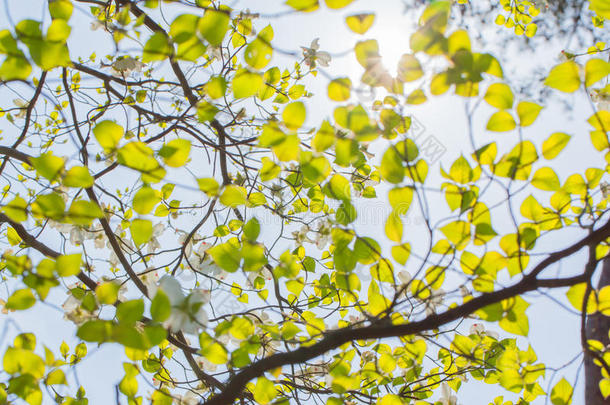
(439, 382), (458, 405)
(591, 89), (610, 111)
(70, 227), (85, 245)
(158, 276), (209, 334)
(469, 323), (499, 340)
(425, 289), (445, 316)
(146, 222), (165, 254)
(13, 99), (29, 119)
(111, 56), (146, 77)
(301, 38), (331, 68)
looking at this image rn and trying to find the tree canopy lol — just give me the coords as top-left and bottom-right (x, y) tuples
(1, 0), (610, 404)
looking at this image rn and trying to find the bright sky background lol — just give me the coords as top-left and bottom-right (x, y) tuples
(0, 0), (606, 404)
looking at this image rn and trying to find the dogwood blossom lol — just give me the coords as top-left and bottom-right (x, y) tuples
(469, 323), (500, 339)
(301, 38), (331, 68)
(157, 276), (209, 334)
(425, 289), (445, 316)
(439, 382), (458, 405)
(111, 56), (146, 77)
(13, 99), (29, 119)
(591, 89), (610, 111)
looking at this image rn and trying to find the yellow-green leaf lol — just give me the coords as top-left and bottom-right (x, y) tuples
(345, 13), (375, 34)
(486, 111), (516, 132)
(131, 219), (153, 246)
(220, 185), (247, 207)
(585, 58), (610, 87)
(93, 120), (124, 152)
(542, 132), (571, 160)
(484, 83), (514, 109)
(159, 139), (191, 168)
(327, 78), (351, 101)
(63, 166), (94, 188)
(517, 101), (543, 127)
(282, 102), (306, 130)
(531, 167), (560, 191)
(544, 61), (581, 93)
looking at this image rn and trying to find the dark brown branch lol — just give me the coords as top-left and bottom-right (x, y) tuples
(203, 219), (610, 405)
(0, 213), (98, 291)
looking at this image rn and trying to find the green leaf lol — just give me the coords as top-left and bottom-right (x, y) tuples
(66, 200), (103, 225)
(96, 282), (120, 305)
(117, 142), (166, 183)
(198, 8), (230, 45)
(391, 243), (411, 265)
(323, 174), (351, 201)
(62, 166), (94, 188)
(484, 83), (514, 109)
(585, 58), (610, 87)
(131, 219), (153, 246)
(117, 299), (144, 325)
(486, 111), (516, 132)
(3, 196), (28, 222)
(245, 25), (274, 69)
(327, 78), (351, 101)
(282, 101), (306, 130)
(531, 167), (560, 191)
(550, 378), (573, 405)
(77, 320), (112, 343)
(345, 13), (375, 35)
(158, 139), (191, 167)
(142, 32), (172, 62)
(204, 76), (227, 100)
(31, 152), (64, 181)
(286, 0), (319, 12)
(48, 0), (73, 20)
(56, 254), (81, 277)
(385, 211), (403, 242)
(542, 132), (571, 160)
(233, 69), (263, 99)
(253, 377), (276, 404)
(243, 217), (260, 241)
(544, 61), (581, 93)
(517, 101), (543, 127)
(197, 178), (220, 196)
(151, 290), (171, 322)
(6, 289), (36, 310)
(397, 53), (423, 82)
(133, 186), (160, 215)
(93, 120), (124, 152)
(325, 0), (354, 8)
(208, 242), (241, 272)
(220, 185), (247, 207)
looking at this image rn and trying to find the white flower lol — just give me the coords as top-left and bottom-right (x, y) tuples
(558, 50), (575, 62)
(70, 227), (85, 246)
(292, 225), (313, 247)
(13, 99), (29, 119)
(397, 271), (411, 285)
(469, 323), (499, 340)
(90, 19), (115, 32)
(301, 38), (331, 68)
(178, 391), (201, 405)
(591, 89), (610, 111)
(247, 267), (274, 287)
(439, 382), (458, 405)
(425, 289), (445, 316)
(601, 182), (610, 199)
(140, 269), (159, 296)
(62, 294), (95, 325)
(147, 222), (166, 254)
(158, 276), (209, 334)
(111, 56), (146, 77)
(196, 355), (218, 372)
